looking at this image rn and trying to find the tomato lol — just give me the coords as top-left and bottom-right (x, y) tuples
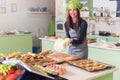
(5, 74), (18, 80)
(7, 68), (15, 75)
(0, 73), (3, 75)
(0, 74), (4, 80)
(15, 69), (22, 75)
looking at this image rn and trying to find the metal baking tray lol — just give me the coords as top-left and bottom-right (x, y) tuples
(67, 59), (114, 72)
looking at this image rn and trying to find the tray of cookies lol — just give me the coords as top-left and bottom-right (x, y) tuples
(67, 59), (114, 72)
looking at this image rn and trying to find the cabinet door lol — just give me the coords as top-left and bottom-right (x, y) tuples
(0, 34), (32, 54)
(41, 40), (55, 51)
(107, 37), (119, 42)
(87, 35), (98, 39)
(41, 39), (68, 53)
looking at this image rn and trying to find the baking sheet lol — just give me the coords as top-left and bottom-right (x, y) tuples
(67, 59), (114, 72)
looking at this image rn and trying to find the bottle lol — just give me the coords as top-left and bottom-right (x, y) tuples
(100, 7), (103, 17)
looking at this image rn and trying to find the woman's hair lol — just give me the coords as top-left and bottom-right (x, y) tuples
(66, 8), (82, 32)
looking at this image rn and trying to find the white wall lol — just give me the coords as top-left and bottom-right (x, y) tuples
(87, 0), (120, 36)
(93, 0), (117, 17)
(93, 0), (117, 9)
(0, 0), (55, 46)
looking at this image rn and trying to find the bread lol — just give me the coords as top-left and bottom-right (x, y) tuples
(86, 67), (93, 71)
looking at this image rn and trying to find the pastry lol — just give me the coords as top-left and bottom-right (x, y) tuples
(86, 67), (93, 71)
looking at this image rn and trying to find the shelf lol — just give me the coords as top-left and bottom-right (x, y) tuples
(26, 11), (50, 14)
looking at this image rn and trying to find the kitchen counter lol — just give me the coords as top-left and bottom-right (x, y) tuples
(87, 34), (119, 38)
(88, 43), (120, 52)
(39, 37), (120, 80)
(40, 37), (120, 52)
(88, 43), (120, 80)
(87, 35), (119, 43)
(86, 35), (120, 80)
(60, 63), (117, 80)
(2, 57), (117, 80)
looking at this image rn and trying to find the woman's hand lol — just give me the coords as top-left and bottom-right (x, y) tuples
(69, 39), (73, 43)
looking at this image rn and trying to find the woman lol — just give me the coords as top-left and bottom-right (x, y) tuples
(116, 0), (120, 17)
(65, 0), (88, 59)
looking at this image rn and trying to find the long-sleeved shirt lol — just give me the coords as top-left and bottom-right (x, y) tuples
(64, 19), (88, 45)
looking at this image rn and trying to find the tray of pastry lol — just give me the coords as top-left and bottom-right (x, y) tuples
(67, 59), (114, 72)
(26, 58), (62, 67)
(87, 38), (96, 43)
(46, 52), (82, 62)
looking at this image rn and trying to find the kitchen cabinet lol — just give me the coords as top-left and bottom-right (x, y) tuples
(0, 34), (32, 54)
(88, 46), (120, 80)
(40, 38), (68, 53)
(87, 35), (120, 80)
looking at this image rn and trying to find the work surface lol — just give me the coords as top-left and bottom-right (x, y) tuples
(59, 63), (117, 80)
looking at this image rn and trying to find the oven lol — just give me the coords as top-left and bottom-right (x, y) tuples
(55, 21), (66, 37)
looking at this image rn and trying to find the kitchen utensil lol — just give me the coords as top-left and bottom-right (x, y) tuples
(99, 31), (111, 36)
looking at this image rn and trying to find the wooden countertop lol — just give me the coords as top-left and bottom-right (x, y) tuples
(60, 63), (118, 80)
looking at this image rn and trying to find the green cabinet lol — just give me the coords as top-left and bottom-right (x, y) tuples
(93, 73), (113, 80)
(107, 37), (119, 42)
(41, 39), (68, 53)
(87, 35), (119, 43)
(87, 35), (120, 80)
(0, 34), (32, 54)
(88, 46), (120, 80)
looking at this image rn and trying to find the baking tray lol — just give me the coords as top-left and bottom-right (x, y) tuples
(46, 53), (82, 62)
(67, 59), (114, 72)
(26, 58), (62, 67)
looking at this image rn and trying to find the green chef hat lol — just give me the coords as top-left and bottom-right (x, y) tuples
(66, 0), (83, 10)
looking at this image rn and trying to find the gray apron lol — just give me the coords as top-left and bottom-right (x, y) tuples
(68, 28), (88, 59)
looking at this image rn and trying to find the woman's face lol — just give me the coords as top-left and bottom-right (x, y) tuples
(69, 7), (78, 18)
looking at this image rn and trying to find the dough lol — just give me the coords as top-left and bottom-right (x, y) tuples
(54, 38), (72, 51)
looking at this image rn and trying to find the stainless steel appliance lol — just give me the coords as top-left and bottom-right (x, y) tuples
(55, 21), (66, 37)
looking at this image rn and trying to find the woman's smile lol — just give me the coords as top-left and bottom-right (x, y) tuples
(69, 7), (78, 18)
